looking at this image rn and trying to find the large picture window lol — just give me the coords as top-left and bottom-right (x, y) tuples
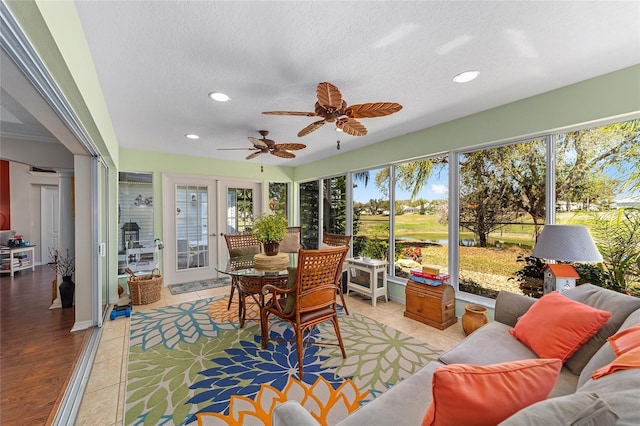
(392, 157), (449, 279)
(458, 139), (546, 298)
(352, 167), (390, 260)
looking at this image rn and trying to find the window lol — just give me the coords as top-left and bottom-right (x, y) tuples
(393, 157), (449, 279)
(352, 167), (390, 260)
(458, 139), (546, 298)
(268, 182), (288, 218)
(299, 181), (319, 249)
(323, 175), (347, 235)
(555, 119), (640, 296)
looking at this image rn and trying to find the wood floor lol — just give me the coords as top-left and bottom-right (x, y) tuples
(1, 266), (88, 425)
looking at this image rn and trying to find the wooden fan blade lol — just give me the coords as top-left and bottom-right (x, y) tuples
(336, 117), (368, 136)
(246, 151), (262, 160)
(217, 147), (257, 151)
(317, 82), (343, 109)
(248, 137), (268, 148)
(274, 143), (306, 151)
(346, 102), (403, 118)
(262, 111), (317, 117)
(271, 150), (295, 159)
(297, 119), (326, 137)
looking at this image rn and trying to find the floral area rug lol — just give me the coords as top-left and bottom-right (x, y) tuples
(124, 296), (442, 425)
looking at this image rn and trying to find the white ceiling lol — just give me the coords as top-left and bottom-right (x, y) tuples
(3, 2), (640, 168)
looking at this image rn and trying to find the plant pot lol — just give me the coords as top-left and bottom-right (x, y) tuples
(461, 304), (488, 336)
(59, 275), (75, 308)
(263, 242), (280, 256)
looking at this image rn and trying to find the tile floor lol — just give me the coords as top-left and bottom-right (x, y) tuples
(75, 285), (465, 425)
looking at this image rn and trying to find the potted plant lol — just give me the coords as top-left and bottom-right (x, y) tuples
(252, 213), (288, 256)
(49, 248), (76, 308)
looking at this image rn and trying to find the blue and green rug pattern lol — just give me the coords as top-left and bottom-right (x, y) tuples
(125, 297), (442, 425)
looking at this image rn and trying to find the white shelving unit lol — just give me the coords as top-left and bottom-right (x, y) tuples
(0, 246), (36, 277)
(118, 244), (159, 277)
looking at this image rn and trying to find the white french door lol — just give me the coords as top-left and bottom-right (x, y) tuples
(163, 174), (218, 284)
(163, 175), (262, 284)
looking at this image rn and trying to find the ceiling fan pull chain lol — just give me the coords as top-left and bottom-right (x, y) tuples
(336, 140), (341, 150)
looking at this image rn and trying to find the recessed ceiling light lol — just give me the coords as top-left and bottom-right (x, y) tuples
(208, 92), (230, 102)
(453, 70), (480, 83)
(185, 134), (200, 140)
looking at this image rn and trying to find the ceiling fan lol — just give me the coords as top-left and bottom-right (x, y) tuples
(217, 130), (306, 160)
(262, 82), (402, 137)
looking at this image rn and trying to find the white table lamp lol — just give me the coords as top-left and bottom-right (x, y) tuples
(532, 225), (602, 294)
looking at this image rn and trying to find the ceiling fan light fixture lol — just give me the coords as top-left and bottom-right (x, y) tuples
(185, 134), (200, 140)
(336, 128), (343, 132)
(453, 70), (480, 83)
(208, 92), (230, 102)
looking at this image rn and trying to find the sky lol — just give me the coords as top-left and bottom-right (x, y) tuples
(353, 167), (448, 204)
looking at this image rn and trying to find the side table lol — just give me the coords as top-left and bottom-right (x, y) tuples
(346, 257), (388, 307)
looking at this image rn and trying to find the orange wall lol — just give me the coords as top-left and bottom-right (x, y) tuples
(0, 160), (9, 230)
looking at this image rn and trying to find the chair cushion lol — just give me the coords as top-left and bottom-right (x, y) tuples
(280, 232), (302, 253)
(284, 267), (297, 314)
(229, 245), (260, 257)
(421, 358), (562, 426)
(509, 292), (611, 362)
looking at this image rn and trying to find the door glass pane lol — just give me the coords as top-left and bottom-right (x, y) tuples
(226, 188), (254, 234)
(176, 185), (209, 270)
(299, 181), (319, 249)
(393, 157), (449, 279)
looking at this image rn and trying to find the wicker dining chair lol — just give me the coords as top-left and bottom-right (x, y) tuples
(223, 233), (261, 310)
(322, 233), (352, 314)
(260, 245), (349, 379)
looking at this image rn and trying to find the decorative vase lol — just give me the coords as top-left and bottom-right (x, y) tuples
(263, 242), (280, 256)
(59, 275), (75, 308)
(461, 304), (488, 336)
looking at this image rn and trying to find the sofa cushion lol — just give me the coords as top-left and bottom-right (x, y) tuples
(578, 307), (640, 388)
(439, 321), (538, 366)
(421, 359), (561, 426)
(607, 324), (640, 356)
(337, 361), (442, 426)
(499, 392), (618, 426)
(579, 367), (640, 425)
(562, 284), (640, 375)
(591, 346), (640, 379)
(509, 292), (610, 361)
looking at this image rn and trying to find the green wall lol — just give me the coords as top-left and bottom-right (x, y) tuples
(295, 65), (640, 181)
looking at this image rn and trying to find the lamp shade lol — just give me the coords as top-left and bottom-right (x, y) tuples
(532, 225), (602, 263)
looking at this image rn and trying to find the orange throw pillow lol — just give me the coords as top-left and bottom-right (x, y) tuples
(509, 292), (611, 361)
(421, 359), (562, 426)
(591, 345), (640, 379)
(607, 324), (640, 356)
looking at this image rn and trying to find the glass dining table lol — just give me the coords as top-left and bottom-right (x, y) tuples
(216, 253), (298, 327)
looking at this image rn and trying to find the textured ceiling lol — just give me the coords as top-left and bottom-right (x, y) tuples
(4, 2), (640, 168)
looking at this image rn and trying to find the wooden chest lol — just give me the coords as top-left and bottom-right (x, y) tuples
(404, 280), (457, 330)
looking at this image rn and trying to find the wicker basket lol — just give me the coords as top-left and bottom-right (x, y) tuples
(125, 267), (163, 305)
